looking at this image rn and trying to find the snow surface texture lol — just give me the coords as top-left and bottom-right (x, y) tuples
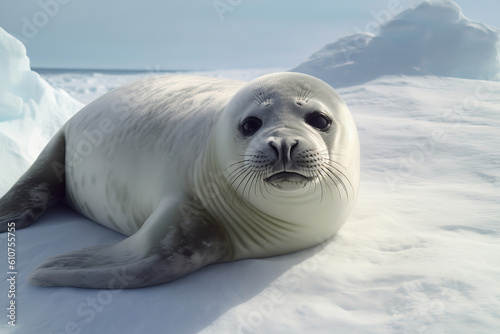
(2, 74), (499, 334)
(292, 0), (500, 87)
(1, 0), (500, 332)
(0, 27), (83, 195)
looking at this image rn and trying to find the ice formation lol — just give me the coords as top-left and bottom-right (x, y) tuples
(292, 0), (500, 87)
(0, 27), (82, 195)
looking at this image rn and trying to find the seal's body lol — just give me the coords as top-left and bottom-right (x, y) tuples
(63, 76), (240, 237)
(0, 73), (360, 288)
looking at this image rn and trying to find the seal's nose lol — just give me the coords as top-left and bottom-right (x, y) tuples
(268, 137), (298, 166)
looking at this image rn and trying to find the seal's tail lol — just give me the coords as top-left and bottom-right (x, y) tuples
(0, 130), (66, 232)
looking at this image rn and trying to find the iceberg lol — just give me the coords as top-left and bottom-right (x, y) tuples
(0, 27), (82, 195)
(292, 0), (500, 87)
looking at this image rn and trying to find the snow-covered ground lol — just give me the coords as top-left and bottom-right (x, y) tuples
(1, 0), (500, 333)
(1, 72), (499, 334)
(3, 73), (499, 334)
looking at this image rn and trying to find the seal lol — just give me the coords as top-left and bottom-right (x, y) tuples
(0, 72), (360, 288)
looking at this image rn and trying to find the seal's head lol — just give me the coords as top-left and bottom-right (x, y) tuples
(214, 72), (360, 230)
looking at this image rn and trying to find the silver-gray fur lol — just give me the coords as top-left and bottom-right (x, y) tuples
(0, 73), (360, 288)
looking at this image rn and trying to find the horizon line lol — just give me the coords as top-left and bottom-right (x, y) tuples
(32, 67), (203, 74)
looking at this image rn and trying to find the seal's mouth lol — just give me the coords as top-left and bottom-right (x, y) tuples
(265, 172), (313, 191)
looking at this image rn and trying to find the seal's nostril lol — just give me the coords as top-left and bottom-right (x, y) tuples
(268, 138), (299, 165)
(269, 140), (280, 158)
(290, 140), (298, 154)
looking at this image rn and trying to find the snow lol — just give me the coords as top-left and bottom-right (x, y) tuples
(292, 0), (500, 87)
(1, 0), (500, 333)
(2, 74), (499, 334)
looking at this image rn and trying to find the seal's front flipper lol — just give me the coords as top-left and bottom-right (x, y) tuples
(28, 198), (230, 288)
(0, 130), (66, 232)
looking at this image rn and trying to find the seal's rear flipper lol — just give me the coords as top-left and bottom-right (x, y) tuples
(0, 130), (66, 232)
(28, 198), (230, 288)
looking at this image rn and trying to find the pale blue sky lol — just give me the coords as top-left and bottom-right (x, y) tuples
(0, 0), (498, 70)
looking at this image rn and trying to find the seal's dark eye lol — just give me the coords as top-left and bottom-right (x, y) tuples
(306, 112), (331, 131)
(240, 117), (262, 136)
